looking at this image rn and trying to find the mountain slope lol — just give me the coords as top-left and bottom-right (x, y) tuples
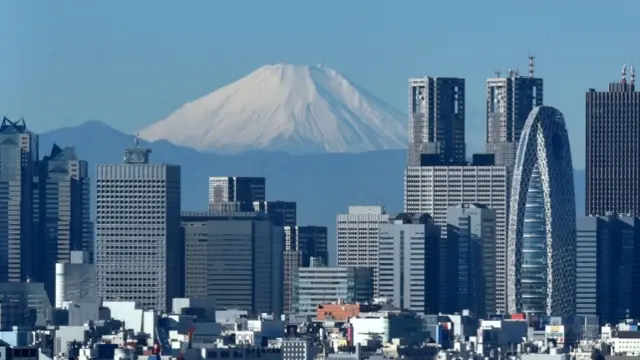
(40, 121), (586, 263)
(138, 64), (408, 154)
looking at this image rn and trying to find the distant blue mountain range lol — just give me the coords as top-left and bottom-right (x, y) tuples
(40, 120), (586, 263)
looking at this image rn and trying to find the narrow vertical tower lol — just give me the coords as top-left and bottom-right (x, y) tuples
(528, 55), (535, 78)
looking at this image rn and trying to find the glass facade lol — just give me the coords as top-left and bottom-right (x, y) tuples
(521, 165), (547, 314)
(507, 106), (577, 317)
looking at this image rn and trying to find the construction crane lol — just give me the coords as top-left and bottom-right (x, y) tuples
(177, 327), (196, 360)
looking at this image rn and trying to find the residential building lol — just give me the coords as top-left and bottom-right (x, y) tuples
(293, 265), (373, 318)
(404, 159), (508, 313)
(447, 204), (497, 317)
(180, 211), (284, 315)
(507, 106), (576, 316)
(586, 68), (640, 216)
(408, 77), (466, 166)
(95, 137), (182, 311)
(378, 213), (439, 314)
(208, 176), (266, 212)
(337, 206), (390, 295)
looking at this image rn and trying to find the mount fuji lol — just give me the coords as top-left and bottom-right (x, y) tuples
(138, 64), (408, 153)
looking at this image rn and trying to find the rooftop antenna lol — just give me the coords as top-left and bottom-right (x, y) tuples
(528, 55), (535, 78)
(631, 63), (636, 85)
(494, 70), (501, 78)
(622, 63), (627, 84)
(134, 133), (140, 147)
(507, 68), (514, 78)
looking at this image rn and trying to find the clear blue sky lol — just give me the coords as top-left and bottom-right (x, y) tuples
(1, 0), (637, 168)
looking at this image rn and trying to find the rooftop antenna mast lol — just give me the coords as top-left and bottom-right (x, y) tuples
(631, 63), (636, 85)
(494, 70), (501, 78)
(622, 63), (627, 84)
(528, 55), (535, 78)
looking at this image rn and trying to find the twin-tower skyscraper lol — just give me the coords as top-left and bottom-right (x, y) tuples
(405, 58), (578, 316)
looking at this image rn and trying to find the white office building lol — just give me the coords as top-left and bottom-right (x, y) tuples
(404, 163), (508, 313)
(55, 251), (96, 308)
(95, 138), (182, 311)
(337, 206), (390, 295)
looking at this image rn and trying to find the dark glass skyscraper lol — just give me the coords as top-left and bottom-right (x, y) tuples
(586, 68), (640, 216)
(407, 77), (465, 166)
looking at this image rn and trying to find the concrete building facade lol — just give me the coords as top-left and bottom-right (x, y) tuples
(404, 163), (508, 313)
(337, 206), (390, 296)
(95, 138), (182, 311)
(293, 265), (373, 318)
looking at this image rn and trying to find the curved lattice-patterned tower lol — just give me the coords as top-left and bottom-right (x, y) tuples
(506, 106), (576, 316)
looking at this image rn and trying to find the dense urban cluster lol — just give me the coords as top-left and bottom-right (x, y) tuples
(0, 58), (639, 360)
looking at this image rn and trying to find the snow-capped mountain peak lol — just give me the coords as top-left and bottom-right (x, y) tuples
(138, 64), (408, 153)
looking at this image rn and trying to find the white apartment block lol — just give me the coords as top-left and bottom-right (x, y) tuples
(336, 205), (389, 296)
(404, 165), (508, 314)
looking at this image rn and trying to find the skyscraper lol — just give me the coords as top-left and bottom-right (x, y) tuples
(407, 77), (465, 166)
(447, 204), (496, 317)
(485, 59), (543, 168)
(39, 144), (92, 302)
(95, 137), (182, 311)
(507, 106), (576, 317)
(0, 117), (39, 284)
(576, 214), (640, 323)
(336, 205), (390, 296)
(208, 176), (266, 211)
(404, 160), (508, 313)
(378, 213), (439, 314)
(181, 211), (283, 315)
(586, 65), (640, 216)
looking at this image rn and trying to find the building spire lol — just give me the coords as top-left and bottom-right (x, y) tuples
(134, 133), (141, 147)
(622, 63), (627, 84)
(528, 55), (535, 78)
(631, 63), (636, 85)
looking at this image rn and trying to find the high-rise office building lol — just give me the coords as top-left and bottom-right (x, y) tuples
(507, 106), (576, 317)
(282, 225), (328, 314)
(208, 177), (266, 211)
(576, 214), (640, 323)
(404, 160), (508, 313)
(95, 138), (182, 311)
(447, 204), (496, 317)
(586, 66), (640, 216)
(378, 213), (439, 314)
(181, 211), (284, 315)
(0, 118), (39, 284)
(337, 206), (390, 296)
(485, 59), (543, 168)
(254, 200), (297, 227)
(54, 250), (96, 308)
(407, 77), (465, 166)
(292, 264), (373, 318)
(39, 144), (92, 302)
